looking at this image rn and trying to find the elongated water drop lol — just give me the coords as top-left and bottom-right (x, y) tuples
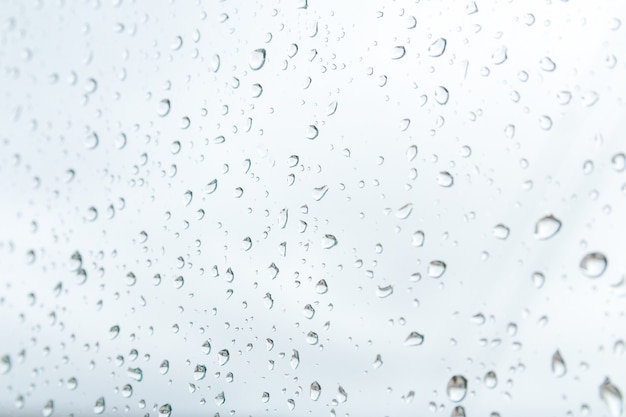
(249, 48), (266, 70)
(94, 397), (105, 414)
(310, 381), (322, 401)
(600, 378), (623, 417)
(447, 375), (468, 402)
(551, 350), (566, 377)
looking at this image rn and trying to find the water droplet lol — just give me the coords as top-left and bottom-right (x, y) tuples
(552, 350), (566, 377)
(203, 179), (218, 194)
(405, 331), (424, 346)
(157, 99), (171, 117)
(121, 384), (132, 397)
(306, 331), (319, 345)
(600, 378), (623, 417)
(493, 224), (510, 240)
(251, 83), (263, 98)
(557, 91), (572, 105)
(304, 304), (315, 319)
(67, 377), (78, 390)
(539, 57), (556, 71)
(321, 234), (338, 249)
(94, 397), (105, 414)
(159, 403), (172, 417)
(261, 392), (270, 403)
(539, 115), (553, 130)
(183, 190), (193, 206)
(127, 367), (143, 381)
(412, 231), (425, 247)
(580, 252), (608, 278)
(437, 171), (454, 187)
(84, 132), (99, 150)
(327, 100), (338, 116)
(249, 48), (266, 70)
(491, 46), (508, 65)
(484, 371), (497, 388)
(399, 118), (411, 131)
(290, 350), (300, 369)
(315, 279), (329, 294)
(215, 391), (226, 406)
(427, 260), (446, 278)
(447, 375), (468, 402)
(373, 354), (383, 368)
(532, 272), (545, 288)
(194, 364), (207, 380)
(611, 153), (626, 172)
(534, 214), (561, 240)
(310, 381), (322, 401)
(396, 203), (413, 219)
(201, 340), (211, 355)
(218, 349), (230, 365)
(392, 45), (406, 60)
(109, 325), (120, 339)
(451, 406), (466, 417)
(428, 38), (447, 57)
(434, 86), (449, 105)
(376, 285), (393, 298)
(466, 1), (478, 14)
(0, 355), (11, 374)
(306, 125), (319, 140)
(312, 185), (329, 201)
(43, 400), (54, 417)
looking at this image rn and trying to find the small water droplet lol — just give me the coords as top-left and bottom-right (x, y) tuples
(396, 203), (413, 219)
(484, 371), (497, 388)
(204, 179), (218, 194)
(218, 349), (230, 366)
(532, 271), (545, 288)
(580, 252), (607, 278)
(405, 331), (424, 346)
(434, 86), (449, 105)
(552, 350), (567, 377)
(534, 214), (561, 240)
(327, 100), (338, 116)
(159, 403), (172, 417)
(157, 99), (171, 117)
(447, 375), (468, 402)
(428, 38), (447, 57)
(412, 231), (425, 247)
(539, 57), (556, 71)
(611, 153), (626, 172)
(290, 350), (300, 369)
(249, 48), (266, 70)
(376, 285), (393, 298)
(0, 355), (11, 374)
(306, 125), (319, 140)
(84, 132), (99, 150)
(321, 234), (338, 249)
(315, 279), (329, 294)
(261, 392), (270, 403)
(493, 224), (510, 240)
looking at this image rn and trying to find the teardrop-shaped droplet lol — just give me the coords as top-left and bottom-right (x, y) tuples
(580, 252), (608, 278)
(203, 179), (218, 194)
(437, 171), (454, 187)
(447, 375), (468, 402)
(93, 397), (105, 414)
(491, 46), (508, 65)
(376, 285), (393, 298)
(600, 378), (623, 417)
(327, 100), (338, 116)
(215, 391), (226, 406)
(306, 331), (319, 345)
(434, 86), (449, 105)
(218, 349), (230, 366)
(159, 360), (170, 374)
(404, 331), (424, 346)
(303, 304), (315, 318)
(412, 230), (425, 247)
(428, 38), (447, 57)
(427, 260), (446, 278)
(551, 350), (567, 377)
(43, 400), (54, 417)
(396, 203), (413, 219)
(532, 271), (545, 289)
(539, 56), (556, 71)
(321, 234), (338, 249)
(0, 355), (11, 374)
(310, 381), (322, 401)
(484, 371), (497, 388)
(84, 132), (99, 150)
(127, 367), (143, 381)
(249, 48), (266, 70)
(493, 224), (510, 240)
(315, 279), (329, 294)
(261, 392), (270, 403)
(290, 350), (300, 369)
(534, 214), (561, 240)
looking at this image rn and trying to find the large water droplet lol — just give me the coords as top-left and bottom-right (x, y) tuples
(447, 375), (468, 402)
(94, 397), (105, 414)
(290, 350), (300, 369)
(310, 381), (322, 401)
(428, 38), (447, 57)
(493, 224), (510, 240)
(249, 48), (266, 70)
(600, 378), (623, 417)
(491, 46), (508, 65)
(392, 45), (406, 60)
(376, 285), (393, 298)
(194, 364), (207, 380)
(534, 214), (561, 240)
(428, 260), (446, 278)
(484, 371), (497, 388)
(312, 185), (329, 201)
(306, 125), (319, 140)
(580, 252), (608, 278)
(396, 203), (413, 219)
(218, 349), (230, 365)
(552, 350), (566, 377)
(434, 86), (449, 105)
(437, 171), (454, 187)
(321, 234), (338, 249)
(43, 400), (54, 417)
(159, 404), (172, 417)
